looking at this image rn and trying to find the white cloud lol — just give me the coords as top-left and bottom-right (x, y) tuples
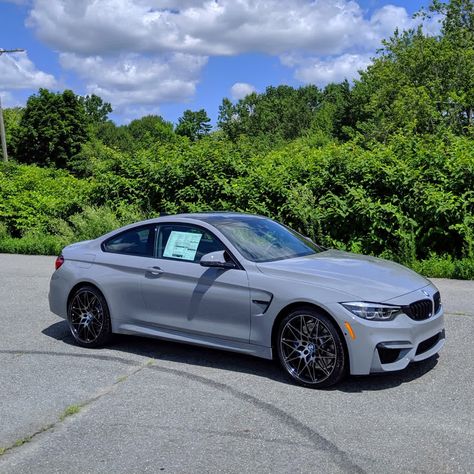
(0, 51), (56, 90)
(27, 0), (422, 57)
(18, 0), (443, 117)
(290, 53), (372, 86)
(59, 52), (207, 110)
(0, 91), (20, 108)
(230, 82), (256, 100)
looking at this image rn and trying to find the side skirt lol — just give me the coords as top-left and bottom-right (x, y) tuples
(115, 322), (273, 360)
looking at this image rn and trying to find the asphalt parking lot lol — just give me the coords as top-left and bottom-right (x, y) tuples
(0, 254), (473, 473)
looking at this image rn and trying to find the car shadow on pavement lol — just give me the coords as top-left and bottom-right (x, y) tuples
(43, 320), (439, 392)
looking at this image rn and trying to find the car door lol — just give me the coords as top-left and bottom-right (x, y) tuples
(140, 223), (251, 343)
(97, 224), (156, 323)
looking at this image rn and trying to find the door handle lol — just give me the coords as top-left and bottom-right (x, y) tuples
(147, 266), (164, 275)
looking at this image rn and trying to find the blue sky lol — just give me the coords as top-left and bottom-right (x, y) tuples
(0, 0), (433, 125)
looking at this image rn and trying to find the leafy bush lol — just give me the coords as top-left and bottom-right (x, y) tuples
(0, 131), (473, 279)
(65, 205), (146, 242)
(0, 205), (146, 255)
(0, 224), (66, 255)
(410, 255), (474, 280)
(0, 162), (91, 236)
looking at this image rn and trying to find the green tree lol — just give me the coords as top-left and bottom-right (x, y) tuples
(431, 0), (474, 38)
(126, 115), (175, 145)
(79, 94), (112, 124)
(218, 85), (322, 141)
(430, 0), (474, 129)
(94, 121), (133, 152)
(352, 0), (474, 140)
(217, 98), (237, 140)
(175, 109), (212, 141)
(16, 89), (89, 168)
(312, 80), (355, 140)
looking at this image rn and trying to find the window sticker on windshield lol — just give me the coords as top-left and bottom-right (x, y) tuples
(163, 231), (202, 261)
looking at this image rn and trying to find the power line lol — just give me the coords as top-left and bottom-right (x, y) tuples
(0, 48), (26, 162)
(0, 49), (25, 56)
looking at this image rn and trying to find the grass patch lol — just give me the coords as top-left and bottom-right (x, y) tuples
(59, 404), (81, 421)
(13, 436), (32, 448)
(0, 423), (54, 458)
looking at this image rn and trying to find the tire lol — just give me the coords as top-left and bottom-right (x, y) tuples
(276, 308), (346, 388)
(67, 285), (112, 348)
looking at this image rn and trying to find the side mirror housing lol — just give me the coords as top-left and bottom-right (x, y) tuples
(200, 251), (236, 269)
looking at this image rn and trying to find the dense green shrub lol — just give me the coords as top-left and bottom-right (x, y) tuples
(64, 132), (472, 276)
(0, 131), (473, 279)
(0, 162), (91, 236)
(0, 205), (146, 256)
(64, 205), (146, 242)
(410, 255), (474, 280)
(0, 1), (472, 279)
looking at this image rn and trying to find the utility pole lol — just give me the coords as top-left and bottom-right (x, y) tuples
(0, 96), (7, 162)
(0, 48), (26, 162)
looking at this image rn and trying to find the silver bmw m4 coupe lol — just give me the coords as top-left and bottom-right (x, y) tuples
(49, 212), (445, 388)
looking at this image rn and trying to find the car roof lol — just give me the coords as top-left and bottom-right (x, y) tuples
(171, 212), (267, 222)
(91, 212), (272, 249)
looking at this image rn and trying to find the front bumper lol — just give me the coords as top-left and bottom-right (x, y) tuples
(328, 286), (446, 375)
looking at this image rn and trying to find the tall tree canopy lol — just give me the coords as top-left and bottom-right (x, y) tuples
(218, 85), (322, 141)
(127, 115), (175, 145)
(352, 0), (474, 140)
(79, 94), (112, 124)
(16, 89), (89, 168)
(175, 109), (212, 141)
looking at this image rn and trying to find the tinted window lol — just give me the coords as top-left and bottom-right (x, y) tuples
(209, 216), (321, 262)
(156, 224), (226, 263)
(103, 225), (155, 257)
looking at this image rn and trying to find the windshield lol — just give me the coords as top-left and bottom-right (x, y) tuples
(209, 216), (321, 262)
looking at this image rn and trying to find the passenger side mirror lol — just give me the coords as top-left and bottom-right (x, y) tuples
(200, 251), (236, 269)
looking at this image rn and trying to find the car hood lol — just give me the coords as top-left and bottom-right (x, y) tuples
(256, 250), (430, 301)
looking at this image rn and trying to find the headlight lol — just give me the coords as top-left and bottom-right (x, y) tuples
(341, 302), (402, 321)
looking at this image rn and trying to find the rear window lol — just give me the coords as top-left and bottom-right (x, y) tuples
(102, 225), (155, 257)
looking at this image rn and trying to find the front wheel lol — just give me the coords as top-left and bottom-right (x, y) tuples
(276, 308), (346, 388)
(67, 285), (112, 348)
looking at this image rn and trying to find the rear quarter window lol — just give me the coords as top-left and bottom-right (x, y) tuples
(102, 225), (155, 257)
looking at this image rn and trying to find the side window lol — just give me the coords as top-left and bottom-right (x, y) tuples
(102, 225), (155, 257)
(156, 224), (226, 263)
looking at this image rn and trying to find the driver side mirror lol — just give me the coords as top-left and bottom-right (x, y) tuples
(200, 250), (236, 269)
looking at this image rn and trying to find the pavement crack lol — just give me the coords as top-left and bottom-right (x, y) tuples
(0, 355), (152, 458)
(445, 311), (473, 317)
(145, 363), (366, 474)
(0, 350), (362, 472)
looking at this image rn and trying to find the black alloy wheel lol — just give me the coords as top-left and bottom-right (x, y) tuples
(277, 308), (346, 388)
(67, 285), (112, 348)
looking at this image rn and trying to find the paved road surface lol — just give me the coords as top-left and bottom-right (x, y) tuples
(0, 254), (473, 473)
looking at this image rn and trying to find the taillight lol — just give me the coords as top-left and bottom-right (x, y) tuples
(55, 255), (64, 270)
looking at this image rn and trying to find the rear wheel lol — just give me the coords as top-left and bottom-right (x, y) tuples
(276, 308), (346, 388)
(67, 285), (112, 348)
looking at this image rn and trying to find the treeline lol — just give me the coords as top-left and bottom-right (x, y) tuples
(1, 0), (473, 279)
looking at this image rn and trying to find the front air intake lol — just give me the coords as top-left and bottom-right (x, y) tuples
(433, 291), (441, 314)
